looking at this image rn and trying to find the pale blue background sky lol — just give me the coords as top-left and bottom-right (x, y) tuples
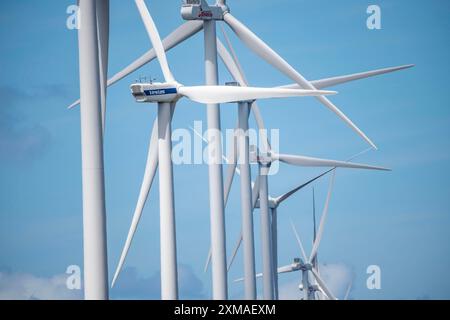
(0, 0), (449, 299)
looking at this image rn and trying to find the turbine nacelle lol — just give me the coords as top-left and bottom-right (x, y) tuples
(255, 198), (277, 209)
(292, 257), (304, 270)
(291, 258), (312, 271)
(181, 0), (228, 21)
(131, 82), (180, 103)
(299, 283), (320, 293)
(249, 145), (272, 166)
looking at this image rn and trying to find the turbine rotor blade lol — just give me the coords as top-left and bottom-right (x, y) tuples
(204, 129), (239, 272)
(273, 147), (373, 205)
(111, 117), (160, 287)
(310, 267), (337, 300)
(67, 21), (203, 109)
(237, 263), (296, 284)
(234, 272), (263, 283)
(135, 0), (175, 82)
(220, 25), (247, 84)
(274, 153), (390, 171)
(227, 175), (260, 271)
(178, 85), (335, 104)
(277, 264), (296, 274)
(217, 39), (245, 86)
(217, 34), (270, 152)
(227, 231), (243, 272)
(290, 220), (308, 262)
(280, 64), (415, 90)
(275, 169), (332, 205)
(309, 171), (336, 263)
(223, 13), (376, 149)
(344, 278), (353, 300)
(96, 0), (109, 133)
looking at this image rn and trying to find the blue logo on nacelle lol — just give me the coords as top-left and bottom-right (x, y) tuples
(144, 88), (177, 96)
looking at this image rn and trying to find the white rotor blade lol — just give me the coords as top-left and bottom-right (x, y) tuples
(234, 272), (263, 283)
(290, 220), (308, 262)
(344, 278), (353, 300)
(280, 64), (415, 90)
(346, 147), (374, 162)
(96, 0), (109, 133)
(191, 125), (240, 176)
(223, 13), (376, 149)
(68, 21), (202, 109)
(203, 128), (239, 273)
(217, 35), (270, 152)
(217, 40), (245, 86)
(274, 147), (373, 205)
(227, 175), (260, 271)
(311, 267), (337, 300)
(111, 118), (160, 287)
(235, 263), (296, 283)
(275, 169), (332, 205)
(179, 85), (335, 104)
(277, 264), (297, 274)
(274, 153), (390, 171)
(223, 131), (240, 192)
(309, 171), (335, 263)
(220, 25), (247, 84)
(135, 0), (175, 82)
(317, 286), (327, 300)
(227, 232), (242, 272)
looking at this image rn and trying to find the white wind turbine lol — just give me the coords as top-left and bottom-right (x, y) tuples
(216, 29), (392, 299)
(69, 0), (412, 299)
(226, 148), (372, 299)
(202, 22), (408, 299)
(226, 168), (332, 300)
(286, 172), (338, 300)
(235, 171), (339, 300)
(111, 0), (335, 300)
(230, 146), (388, 300)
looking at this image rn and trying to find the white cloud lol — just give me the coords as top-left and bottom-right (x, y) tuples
(278, 280), (302, 300)
(278, 262), (353, 300)
(0, 271), (82, 300)
(0, 264), (205, 300)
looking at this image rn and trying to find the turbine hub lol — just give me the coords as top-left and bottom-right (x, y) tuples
(304, 263), (313, 271)
(250, 146), (272, 167)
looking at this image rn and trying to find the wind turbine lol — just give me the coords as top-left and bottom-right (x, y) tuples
(181, 0), (394, 299)
(225, 148), (371, 299)
(68, 0), (412, 300)
(111, 0), (335, 300)
(224, 126), (388, 302)
(287, 172), (338, 300)
(199, 89), (382, 300)
(227, 145), (388, 301)
(253, 144), (391, 300)
(236, 172), (339, 300)
(226, 169), (331, 299)
(203, 23), (407, 299)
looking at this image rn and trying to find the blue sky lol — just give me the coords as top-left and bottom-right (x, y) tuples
(0, 0), (449, 299)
